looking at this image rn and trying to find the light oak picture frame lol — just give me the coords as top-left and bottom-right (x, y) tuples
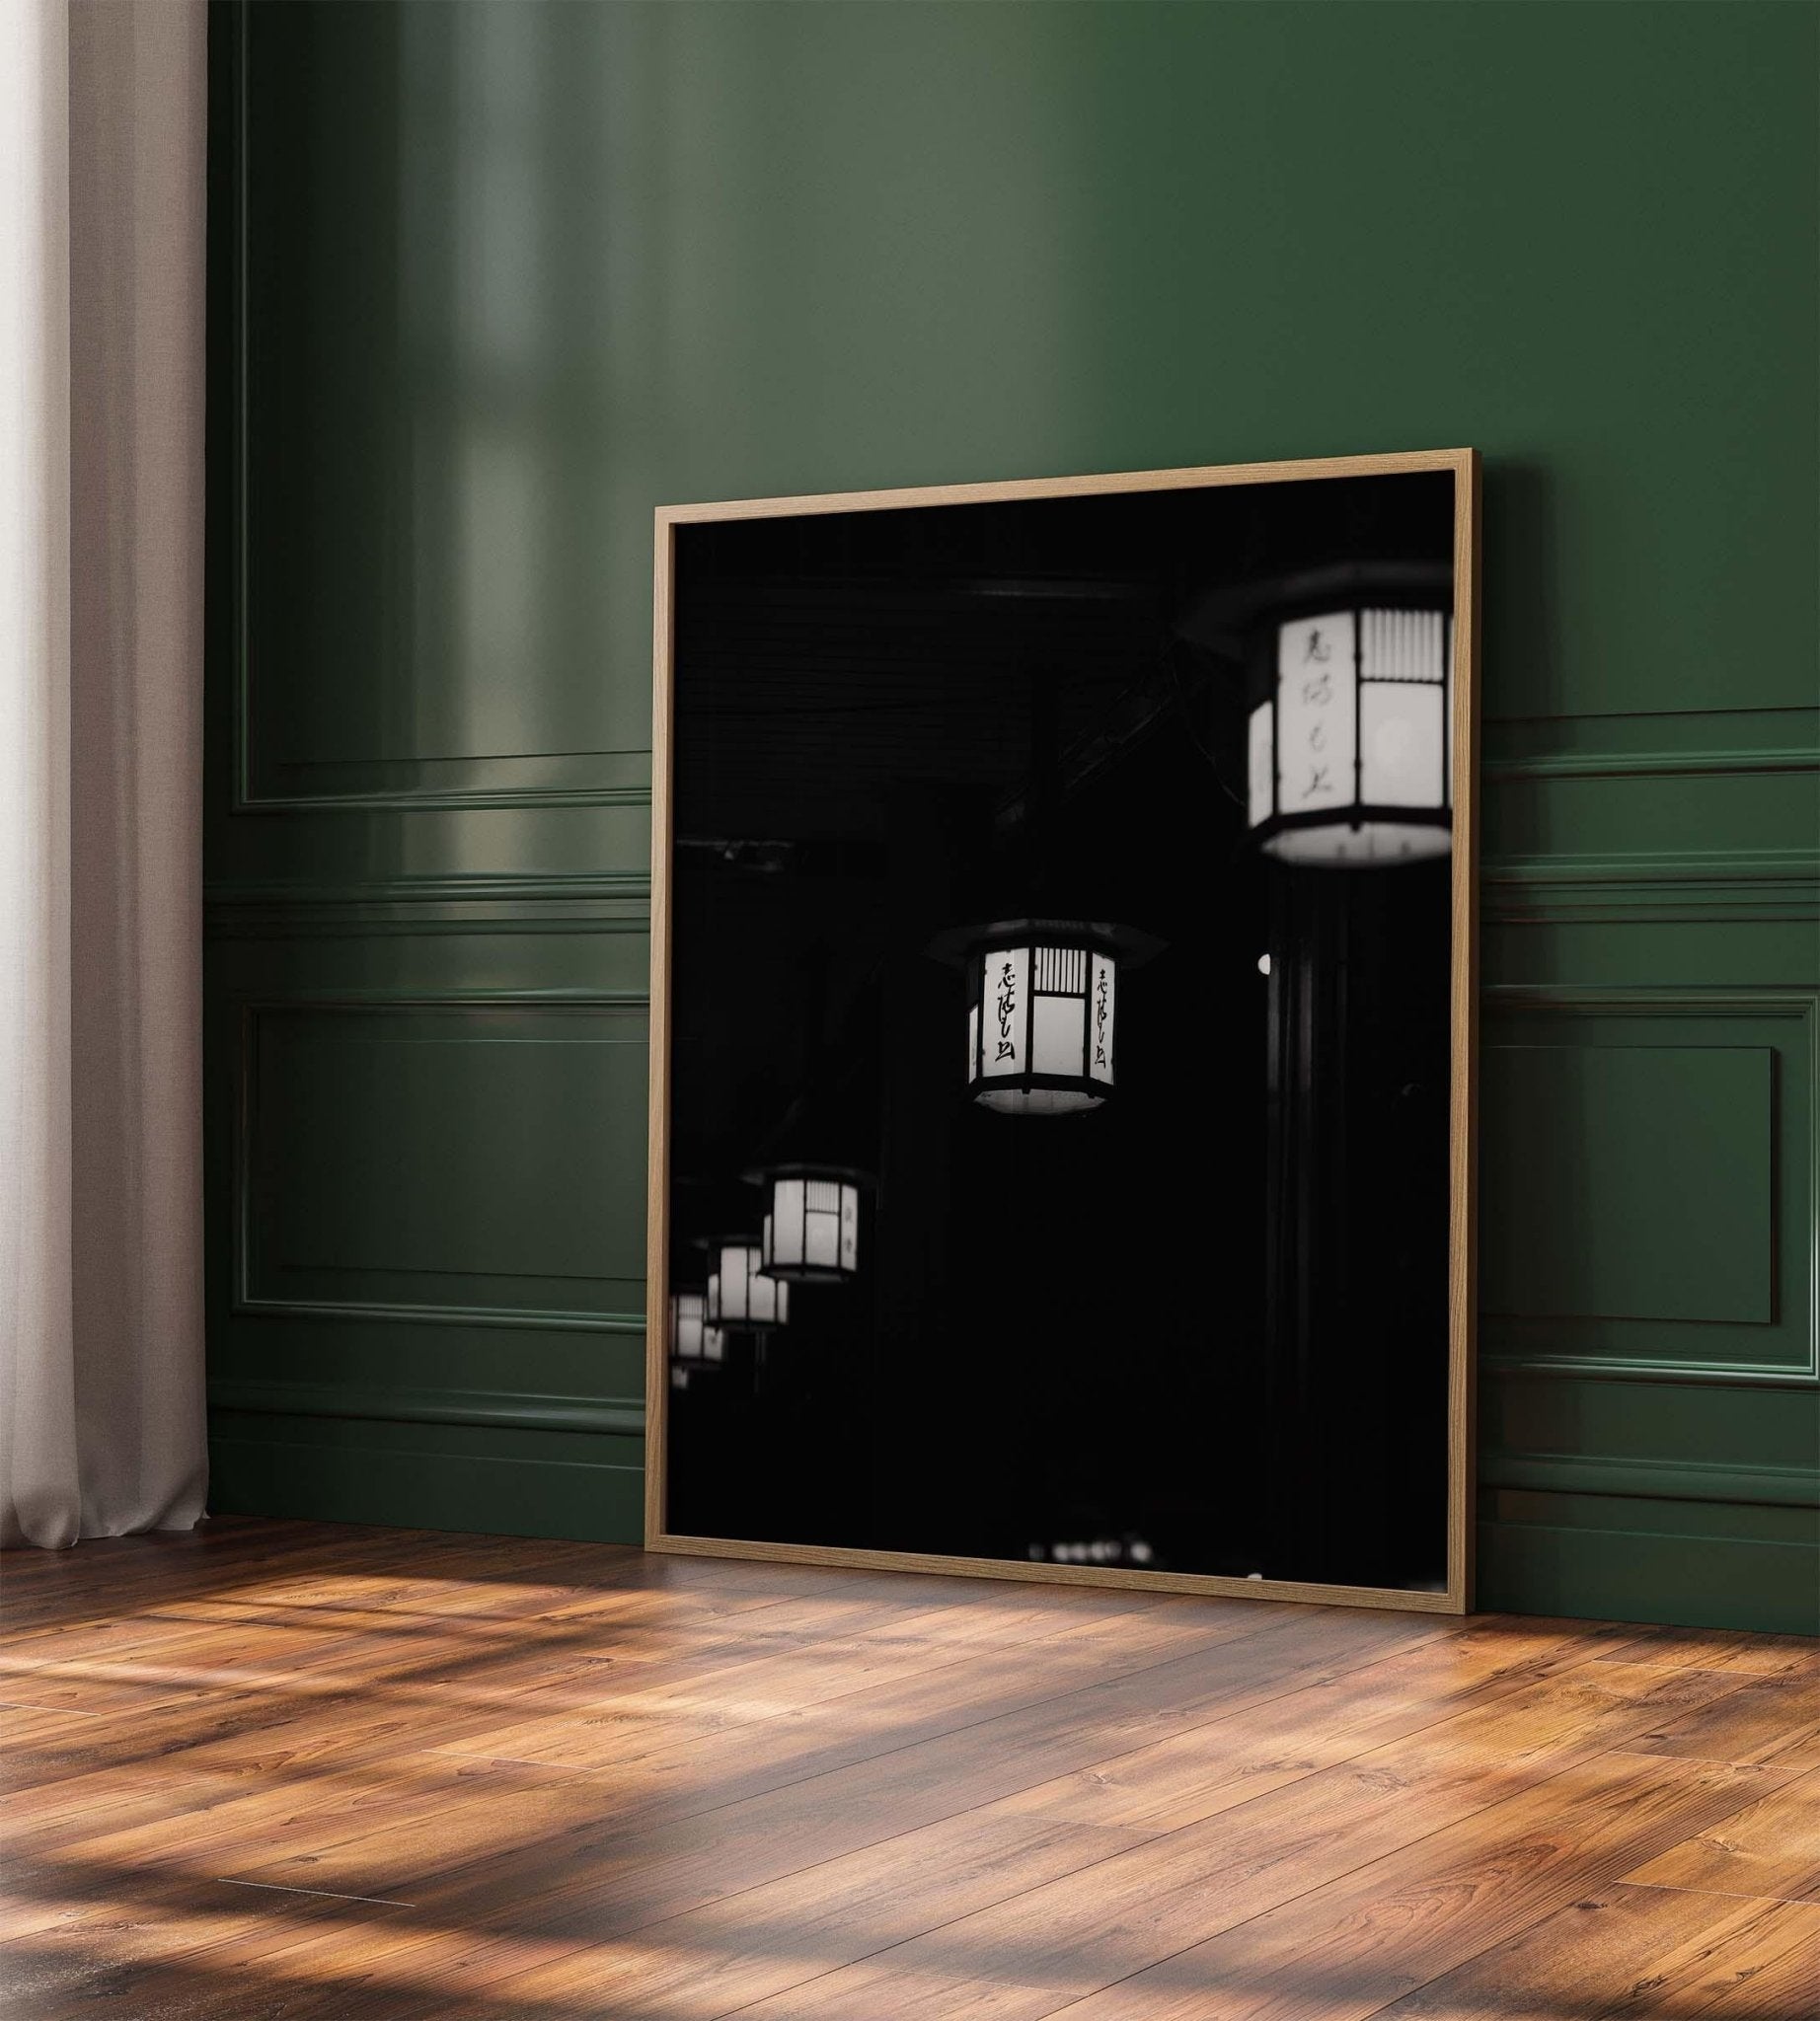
(645, 447), (1480, 1614)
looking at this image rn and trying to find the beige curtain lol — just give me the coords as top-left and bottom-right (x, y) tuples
(1, 0), (206, 1548)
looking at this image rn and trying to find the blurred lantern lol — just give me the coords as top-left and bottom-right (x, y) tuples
(669, 1290), (727, 1367)
(705, 1241), (790, 1327)
(1248, 603), (1453, 865)
(756, 1165), (864, 1282)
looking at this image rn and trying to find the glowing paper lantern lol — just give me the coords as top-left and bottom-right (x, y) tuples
(1249, 606), (1453, 865)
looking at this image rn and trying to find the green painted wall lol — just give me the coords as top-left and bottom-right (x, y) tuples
(205, 0), (1820, 1631)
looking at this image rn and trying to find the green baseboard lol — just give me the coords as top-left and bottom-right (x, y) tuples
(207, 1414), (644, 1545)
(1478, 1518), (1820, 1636)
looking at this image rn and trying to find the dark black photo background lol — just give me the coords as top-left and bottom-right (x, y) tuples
(665, 471), (1454, 1592)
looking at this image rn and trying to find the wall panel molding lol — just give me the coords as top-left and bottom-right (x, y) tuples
(206, 874), (652, 938)
(1482, 851), (1819, 925)
(1479, 1450), (1817, 1510)
(1480, 985), (1819, 1385)
(209, 1379), (645, 1437)
(233, 992), (650, 1335)
(232, 1295), (647, 1334)
(1482, 703), (1818, 783)
(235, 757), (654, 817)
(1480, 707), (1818, 923)
(1481, 1355), (1820, 1389)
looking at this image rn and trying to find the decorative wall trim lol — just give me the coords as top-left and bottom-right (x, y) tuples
(1483, 982), (1818, 1011)
(1482, 705), (1819, 783)
(232, 1295), (647, 1334)
(1481, 710), (1818, 921)
(1481, 1355), (1820, 1389)
(233, 991), (649, 1335)
(1481, 984), (1819, 1385)
(209, 875), (650, 904)
(209, 1379), (645, 1437)
(1483, 862), (1818, 925)
(1479, 1450), (1818, 1509)
(1482, 750), (1818, 785)
(235, 773), (654, 817)
(232, 985), (650, 1007)
(205, 874), (652, 938)
(1482, 850), (1818, 886)
(1482, 851), (1819, 925)
(1482, 1359), (1815, 1388)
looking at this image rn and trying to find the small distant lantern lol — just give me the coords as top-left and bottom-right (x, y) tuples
(1249, 605), (1453, 865)
(706, 1241), (790, 1327)
(757, 1166), (862, 1283)
(669, 1290), (727, 1367)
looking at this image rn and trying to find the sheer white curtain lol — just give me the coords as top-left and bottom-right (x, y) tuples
(1, 0), (206, 1548)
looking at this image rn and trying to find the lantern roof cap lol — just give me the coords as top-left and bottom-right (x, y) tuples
(925, 917), (1166, 969)
(741, 1161), (874, 1189)
(1176, 558), (1452, 652)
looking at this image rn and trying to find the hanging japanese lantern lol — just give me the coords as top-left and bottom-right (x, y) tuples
(1248, 605), (1453, 865)
(705, 1241), (790, 1327)
(669, 1290), (727, 1366)
(930, 918), (1162, 1116)
(757, 1165), (863, 1283)
(965, 927), (1117, 1114)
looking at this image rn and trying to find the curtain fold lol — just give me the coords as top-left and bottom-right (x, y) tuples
(1, 0), (206, 1549)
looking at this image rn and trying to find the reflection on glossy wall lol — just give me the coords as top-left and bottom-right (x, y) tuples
(207, 0), (1819, 1631)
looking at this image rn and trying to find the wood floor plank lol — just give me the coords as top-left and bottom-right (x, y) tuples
(1593, 1627), (1820, 1679)
(992, 1616), (1638, 1834)
(1765, 1722), (1820, 1772)
(13, 1612), (1442, 2013)
(0, 1683), (477, 1806)
(44, 1809), (1156, 2020)
(1370, 1883), (1820, 2019)
(674, 1957), (1068, 2021)
(1674, 1903), (1820, 2017)
(6, 1579), (947, 1796)
(4, 1524), (1817, 2021)
(1622, 1765), (1820, 1904)
(725, 1713), (1773, 2019)
(411, 1639), (1704, 2021)
(1023, 1754), (1789, 2020)
(16, 1591), (1261, 1890)
(0, 1524), (426, 1639)
(1628, 1663), (1820, 1768)
(10, 1574), (1093, 1852)
(215, 1609), (1433, 1918)
(417, 1596), (1311, 1776)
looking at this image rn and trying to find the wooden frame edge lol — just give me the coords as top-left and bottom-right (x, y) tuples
(645, 1531), (1459, 1614)
(645, 448), (1479, 1618)
(653, 447), (1477, 529)
(1450, 448), (1482, 1614)
(644, 516), (675, 1549)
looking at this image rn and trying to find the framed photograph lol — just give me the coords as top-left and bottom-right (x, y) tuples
(646, 449), (1479, 1613)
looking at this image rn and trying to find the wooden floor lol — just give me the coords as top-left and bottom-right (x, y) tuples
(2, 1522), (1817, 2020)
